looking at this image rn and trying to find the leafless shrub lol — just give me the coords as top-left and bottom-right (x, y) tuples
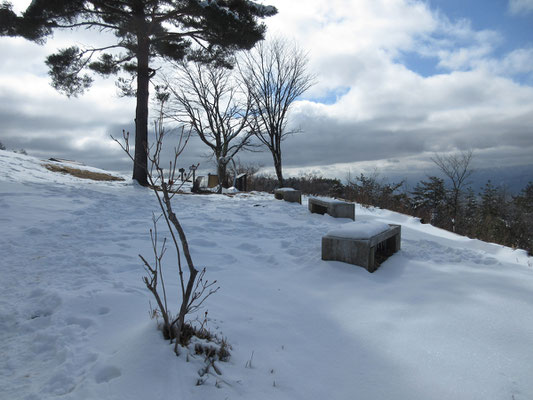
(113, 103), (222, 356)
(345, 172), (409, 213)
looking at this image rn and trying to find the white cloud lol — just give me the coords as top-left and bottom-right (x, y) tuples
(0, 33), (135, 168)
(395, 12), (505, 75)
(488, 47), (533, 76)
(266, 0), (437, 97)
(263, 0), (533, 172)
(509, 0), (533, 14)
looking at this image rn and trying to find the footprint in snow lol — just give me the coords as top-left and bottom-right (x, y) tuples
(94, 365), (122, 383)
(189, 238), (218, 248)
(30, 332), (64, 360)
(97, 306), (110, 315)
(236, 242), (264, 253)
(258, 254), (279, 266)
(25, 227), (45, 236)
(26, 289), (62, 319)
(43, 370), (76, 395)
(403, 239), (500, 266)
(65, 316), (94, 329)
(216, 253), (238, 264)
(476, 257), (498, 265)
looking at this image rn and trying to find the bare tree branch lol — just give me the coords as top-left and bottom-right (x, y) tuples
(239, 38), (315, 186)
(431, 150), (474, 232)
(112, 96), (218, 355)
(164, 60), (255, 192)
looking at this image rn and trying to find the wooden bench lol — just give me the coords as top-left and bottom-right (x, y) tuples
(322, 221), (401, 272)
(274, 188), (302, 204)
(308, 196), (355, 220)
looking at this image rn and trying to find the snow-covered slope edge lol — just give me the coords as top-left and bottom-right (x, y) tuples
(1, 149), (532, 400)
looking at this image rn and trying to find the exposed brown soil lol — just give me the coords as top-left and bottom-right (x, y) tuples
(43, 164), (125, 182)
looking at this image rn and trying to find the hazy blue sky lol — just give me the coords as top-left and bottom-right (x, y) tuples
(1, 0), (532, 185)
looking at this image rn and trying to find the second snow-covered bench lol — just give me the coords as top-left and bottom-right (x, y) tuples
(274, 188), (302, 204)
(322, 221), (401, 273)
(308, 196), (355, 220)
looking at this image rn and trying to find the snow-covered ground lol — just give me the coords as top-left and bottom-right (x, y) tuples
(1, 149), (532, 400)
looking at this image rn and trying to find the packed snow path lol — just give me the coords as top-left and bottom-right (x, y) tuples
(1, 150), (532, 400)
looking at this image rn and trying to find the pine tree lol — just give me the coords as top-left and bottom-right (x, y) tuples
(514, 182), (533, 213)
(411, 176), (447, 226)
(479, 180), (508, 243)
(480, 180), (502, 218)
(460, 187), (479, 236)
(510, 182), (533, 254)
(1, 0), (276, 185)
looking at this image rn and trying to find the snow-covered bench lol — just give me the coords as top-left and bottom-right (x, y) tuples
(308, 196), (355, 220)
(274, 188), (302, 204)
(322, 221), (401, 272)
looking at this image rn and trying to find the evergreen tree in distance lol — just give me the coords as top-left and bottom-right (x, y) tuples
(0, 1), (277, 186)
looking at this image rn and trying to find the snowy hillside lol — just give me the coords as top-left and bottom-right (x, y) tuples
(1, 149), (532, 400)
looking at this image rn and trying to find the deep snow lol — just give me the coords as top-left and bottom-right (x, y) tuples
(325, 220), (391, 239)
(1, 150), (532, 400)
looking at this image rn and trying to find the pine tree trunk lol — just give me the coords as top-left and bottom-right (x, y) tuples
(133, 35), (150, 186)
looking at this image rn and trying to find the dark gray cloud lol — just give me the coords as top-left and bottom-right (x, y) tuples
(0, 108), (91, 133)
(281, 118), (428, 168)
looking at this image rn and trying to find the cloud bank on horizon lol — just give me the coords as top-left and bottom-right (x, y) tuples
(0, 0), (532, 179)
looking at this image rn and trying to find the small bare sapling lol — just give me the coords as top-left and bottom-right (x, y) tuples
(113, 107), (220, 356)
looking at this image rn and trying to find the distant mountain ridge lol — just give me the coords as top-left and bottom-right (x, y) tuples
(387, 164), (533, 195)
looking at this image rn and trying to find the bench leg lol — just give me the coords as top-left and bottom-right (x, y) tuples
(367, 246), (376, 273)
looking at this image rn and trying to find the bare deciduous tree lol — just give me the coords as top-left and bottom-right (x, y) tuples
(164, 61), (254, 193)
(431, 150), (474, 232)
(113, 103), (218, 356)
(240, 38), (314, 187)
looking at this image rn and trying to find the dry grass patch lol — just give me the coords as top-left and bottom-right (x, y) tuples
(44, 163), (125, 181)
